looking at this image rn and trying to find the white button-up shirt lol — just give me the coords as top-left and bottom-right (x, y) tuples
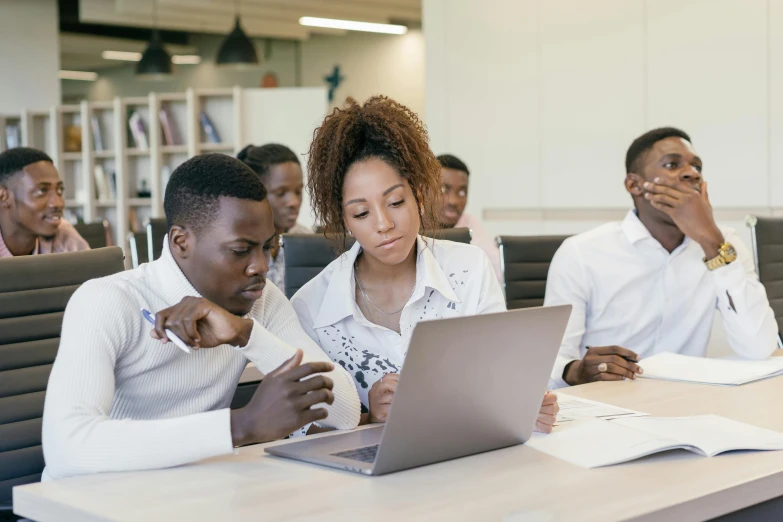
(292, 235), (505, 409)
(545, 210), (779, 388)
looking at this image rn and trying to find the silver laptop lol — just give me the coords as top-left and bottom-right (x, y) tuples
(265, 305), (571, 475)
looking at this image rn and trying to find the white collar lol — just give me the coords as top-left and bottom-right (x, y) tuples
(313, 235), (462, 329)
(621, 209), (692, 249)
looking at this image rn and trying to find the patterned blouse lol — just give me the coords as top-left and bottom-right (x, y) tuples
(291, 235), (506, 410)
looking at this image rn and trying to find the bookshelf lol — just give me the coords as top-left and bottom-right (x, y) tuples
(0, 85), (329, 265)
(191, 87), (241, 156)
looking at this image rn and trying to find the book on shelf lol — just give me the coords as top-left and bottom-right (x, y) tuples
(159, 106), (181, 146)
(91, 115), (104, 151)
(199, 111), (221, 143)
(128, 111), (148, 149)
(5, 125), (20, 149)
(64, 125), (82, 152)
(93, 164), (115, 201)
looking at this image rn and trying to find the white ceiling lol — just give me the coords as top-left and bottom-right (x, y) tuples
(79, 0), (422, 40)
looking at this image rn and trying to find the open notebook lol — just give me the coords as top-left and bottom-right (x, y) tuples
(639, 353), (783, 386)
(527, 415), (783, 468)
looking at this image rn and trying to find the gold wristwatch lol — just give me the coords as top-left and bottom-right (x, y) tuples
(704, 242), (738, 271)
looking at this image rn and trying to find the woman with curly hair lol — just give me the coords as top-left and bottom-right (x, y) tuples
(291, 96), (557, 431)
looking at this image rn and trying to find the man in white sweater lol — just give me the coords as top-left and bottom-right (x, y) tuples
(42, 154), (361, 480)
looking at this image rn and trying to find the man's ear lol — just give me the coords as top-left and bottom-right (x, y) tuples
(0, 185), (11, 208)
(168, 225), (192, 259)
(625, 173), (644, 197)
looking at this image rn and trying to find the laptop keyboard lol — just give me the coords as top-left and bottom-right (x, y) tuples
(331, 444), (379, 463)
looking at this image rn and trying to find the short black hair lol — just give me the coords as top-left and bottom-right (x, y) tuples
(0, 147), (53, 185)
(237, 143), (300, 179)
(164, 153), (267, 233)
(625, 127), (691, 174)
(436, 154), (469, 176)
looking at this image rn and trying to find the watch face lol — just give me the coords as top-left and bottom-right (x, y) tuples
(721, 243), (738, 263)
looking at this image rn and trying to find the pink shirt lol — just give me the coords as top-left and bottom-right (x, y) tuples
(0, 220), (90, 257)
(455, 212), (503, 285)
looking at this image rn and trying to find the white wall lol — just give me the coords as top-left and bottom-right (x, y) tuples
(0, 0), (60, 113)
(424, 0), (783, 248)
(301, 29), (426, 117)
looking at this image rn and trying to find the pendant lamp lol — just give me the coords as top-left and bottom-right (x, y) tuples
(216, 1), (259, 67)
(136, 0), (172, 79)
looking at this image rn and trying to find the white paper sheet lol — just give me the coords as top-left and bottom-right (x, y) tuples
(638, 353), (783, 386)
(556, 394), (647, 423)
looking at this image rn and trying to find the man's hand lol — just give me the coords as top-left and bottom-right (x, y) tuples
(230, 350), (335, 446)
(151, 296), (254, 349)
(564, 346), (643, 386)
(367, 373), (399, 423)
(535, 392), (559, 433)
(643, 178), (724, 258)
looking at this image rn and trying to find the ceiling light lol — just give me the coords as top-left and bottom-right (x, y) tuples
(299, 16), (408, 35)
(102, 50), (142, 62)
(172, 55), (201, 65)
(136, 30), (173, 79)
(59, 70), (98, 81)
(216, 15), (259, 66)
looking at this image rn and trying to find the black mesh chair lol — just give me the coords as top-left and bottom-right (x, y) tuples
(281, 228), (472, 299)
(146, 218), (167, 262)
(128, 231), (149, 269)
(0, 247), (125, 513)
(73, 220), (110, 249)
(747, 216), (783, 348)
(496, 235), (569, 310)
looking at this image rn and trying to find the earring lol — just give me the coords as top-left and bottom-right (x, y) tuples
(347, 230), (353, 236)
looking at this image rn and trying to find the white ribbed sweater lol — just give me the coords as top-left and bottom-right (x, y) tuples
(42, 242), (360, 480)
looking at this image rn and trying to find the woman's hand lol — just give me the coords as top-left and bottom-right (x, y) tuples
(535, 391), (559, 433)
(367, 373), (399, 423)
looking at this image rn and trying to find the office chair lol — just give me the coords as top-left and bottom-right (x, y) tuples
(747, 215), (783, 348)
(496, 235), (569, 310)
(73, 220), (110, 249)
(128, 231), (149, 269)
(146, 218), (167, 263)
(282, 228), (473, 299)
(0, 247), (125, 512)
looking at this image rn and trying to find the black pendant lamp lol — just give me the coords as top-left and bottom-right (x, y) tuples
(216, 2), (259, 67)
(136, 30), (172, 78)
(136, 0), (172, 79)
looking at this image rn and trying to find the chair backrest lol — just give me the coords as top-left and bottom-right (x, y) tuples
(281, 228), (472, 299)
(146, 218), (167, 262)
(73, 220), (110, 249)
(748, 216), (783, 346)
(496, 235), (570, 310)
(128, 231), (149, 269)
(0, 247), (125, 507)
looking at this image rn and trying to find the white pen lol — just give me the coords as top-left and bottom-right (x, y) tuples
(140, 308), (192, 354)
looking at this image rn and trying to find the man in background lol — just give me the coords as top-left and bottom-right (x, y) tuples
(545, 127), (778, 388)
(0, 147), (88, 256)
(436, 154), (502, 284)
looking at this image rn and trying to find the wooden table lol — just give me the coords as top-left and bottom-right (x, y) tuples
(14, 377), (783, 522)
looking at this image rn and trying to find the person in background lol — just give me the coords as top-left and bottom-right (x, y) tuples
(0, 147), (88, 256)
(291, 96), (558, 433)
(436, 154), (502, 285)
(42, 154), (360, 480)
(238, 144), (311, 292)
(545, 127), (778, 388)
